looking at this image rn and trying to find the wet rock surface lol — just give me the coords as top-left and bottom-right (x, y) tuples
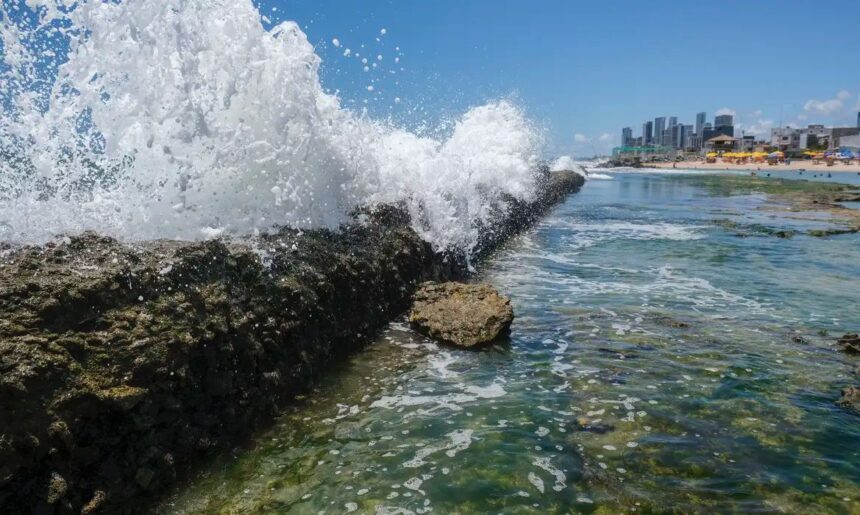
(408, 282), (514, 347)
(0, 171), (584, 513)
(837, 333), (860, 353)
(836, 386), (860, 412)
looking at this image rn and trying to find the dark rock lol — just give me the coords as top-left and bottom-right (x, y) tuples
(836, 386), (860, 411)
(654, 316), (690, 329)
(808, 227), (860, 238)
(0, 171), (585, 513)
(838, 334), (860, 353)
(836, 334), (860, 354)
(409, 282), (514, 347)
(46, 472), (68, 504)
(134, 467), (155, 490)
(574, 416), (615, 434)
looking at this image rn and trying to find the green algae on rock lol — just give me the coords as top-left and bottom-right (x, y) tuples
(0, 171), (584, 513)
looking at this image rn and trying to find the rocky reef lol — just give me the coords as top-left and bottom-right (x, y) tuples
(408, 282), (514, 347)
(838, 333), (860, 354)
(0, 171), (584, 513)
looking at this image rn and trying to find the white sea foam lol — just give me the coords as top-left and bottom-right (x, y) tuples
(402, 429), (473, 468)
(532, 457), (566, 492)
(527, 472), (545, 494)
(0, 0), (541, 252)
(559, 221), (706, 249)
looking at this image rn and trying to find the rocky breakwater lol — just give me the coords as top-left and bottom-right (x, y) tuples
(0, 170), (585, 513)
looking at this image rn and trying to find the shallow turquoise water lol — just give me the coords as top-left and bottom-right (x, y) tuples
(164, 173), (860, 514)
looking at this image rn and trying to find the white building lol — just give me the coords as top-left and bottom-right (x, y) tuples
(771, 127), (800, 150)
(840, 134), (860, 150)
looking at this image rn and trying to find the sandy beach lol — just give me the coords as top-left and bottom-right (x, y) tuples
(648, 160), (860, 173)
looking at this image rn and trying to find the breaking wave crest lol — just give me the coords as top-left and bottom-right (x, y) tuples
(0, 0), (542, 252)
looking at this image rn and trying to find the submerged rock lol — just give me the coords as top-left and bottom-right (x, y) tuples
(836, 386), (860, 412)
(574, 416), (615, 434)
(408, 282), (514, 347)
(837, 334), (860, 353)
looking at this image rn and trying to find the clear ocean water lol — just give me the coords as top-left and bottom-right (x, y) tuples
(163, 173), (860, 514)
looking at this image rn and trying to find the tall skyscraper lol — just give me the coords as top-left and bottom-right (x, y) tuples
(643, 121), (653, 145)
(857, 111), (860, 129)
(671, 124), (683, 149)
(715, 114), (734, 128)
(622, 127), (633, 147)
(654, 117), (666, 146)
(682, 125), (693, 150)
(668, 116), (678, 129)
(696, 112), (706, 136)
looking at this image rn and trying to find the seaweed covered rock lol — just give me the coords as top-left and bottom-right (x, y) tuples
(409, 282), (514, 347)
(0, 214), (445, 513)
(0, 171), (583, 513)
(836, 386), (860, 412)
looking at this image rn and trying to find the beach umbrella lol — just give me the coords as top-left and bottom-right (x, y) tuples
(706, 152), (717, 158)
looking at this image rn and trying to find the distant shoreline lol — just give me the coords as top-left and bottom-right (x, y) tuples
(644, 160), (860, 174)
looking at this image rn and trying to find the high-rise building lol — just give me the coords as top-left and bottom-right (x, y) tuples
(696, 112), (706, 136)
(662, 128), (672, 147)
(654, 117), (666, 146)
(642, 121), (653, 145)
(668, 116), (678, 129)
(703, 124), (734, 143)
(622, 127), (633, 147)
(857, 111), (860, 129)
(715, 114), (734, 128)
(671, 124), (684, 149)
(682, 125), (693, 150)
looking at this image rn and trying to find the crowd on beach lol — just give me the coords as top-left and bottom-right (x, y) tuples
(653, 152), (860, 174)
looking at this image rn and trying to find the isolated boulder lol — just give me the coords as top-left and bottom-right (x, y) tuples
(408, 282), (514, 347)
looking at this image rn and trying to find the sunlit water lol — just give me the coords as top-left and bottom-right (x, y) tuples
(163, 173), (860, 514)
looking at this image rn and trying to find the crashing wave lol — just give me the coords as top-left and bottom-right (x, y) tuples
(0, 0), (542, 252)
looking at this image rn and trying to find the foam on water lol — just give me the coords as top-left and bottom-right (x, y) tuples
(0, 0), (541, 252)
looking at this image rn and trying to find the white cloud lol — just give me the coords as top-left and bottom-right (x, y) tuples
(716, 108), (736, 116)
(737, 117), (775, 137)
(804, 98), (843, 115)
(598, 133), (612, 143)
(803, 90), (857, 116)
(573, 133), (589, 143)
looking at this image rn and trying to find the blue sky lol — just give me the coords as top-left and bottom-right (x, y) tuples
(258, 0), (860, 157)
(4, 1), (858, 157)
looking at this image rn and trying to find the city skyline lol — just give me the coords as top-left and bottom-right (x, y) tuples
(621, 110), (736, 152)
(251, 0), (860, 157)
(620, 108), (860, 157)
